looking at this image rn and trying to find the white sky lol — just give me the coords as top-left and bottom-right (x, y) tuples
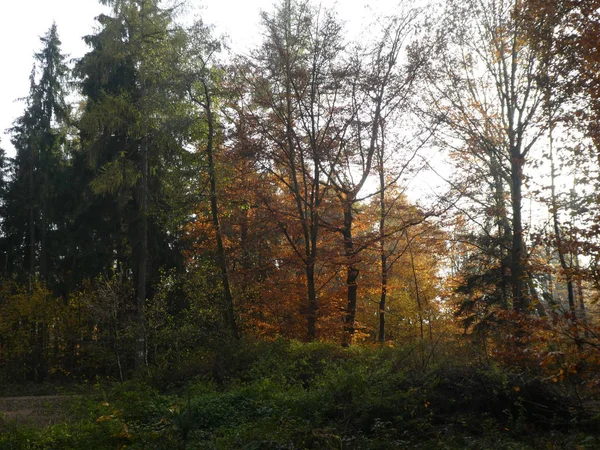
(0, 0), (386, 157)
(1, 0), (107, 154)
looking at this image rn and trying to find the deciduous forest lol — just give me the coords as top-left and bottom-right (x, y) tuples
(1, 0), (600, 448)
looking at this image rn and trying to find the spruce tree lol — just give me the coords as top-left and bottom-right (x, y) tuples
(4, 23), (70, 288)
(76, 0), (196, 369)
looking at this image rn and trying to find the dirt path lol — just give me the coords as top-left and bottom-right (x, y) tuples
(0, 395), (80, 427)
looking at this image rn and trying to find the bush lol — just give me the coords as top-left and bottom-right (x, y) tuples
(1, 339), (599, 449)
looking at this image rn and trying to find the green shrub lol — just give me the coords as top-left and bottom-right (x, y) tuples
(1, 339), (599, 449)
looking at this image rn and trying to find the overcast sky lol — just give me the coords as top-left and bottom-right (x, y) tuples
(0, 0), (386, 157)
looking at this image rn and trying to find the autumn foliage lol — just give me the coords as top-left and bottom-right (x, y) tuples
(2, 10), (600, 447)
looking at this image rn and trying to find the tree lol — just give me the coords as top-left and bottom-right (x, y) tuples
(239, 0), (346, 340)
(0, 24), (71, 380)
(5, 23), (70, 289)
(323, 9), (423, 345)
(77, 0), (196, 368)
(424, 0), (551, 314)
(523, 0), (600, 324)
(371, 11), (433, 343)
(363, 189), (441, 343)
(184, 22), (240, 339)
(523, 0), (600, 149)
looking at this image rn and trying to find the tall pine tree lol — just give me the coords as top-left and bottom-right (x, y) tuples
(76, 0), (198, 368)
(4, 23), (70, 289)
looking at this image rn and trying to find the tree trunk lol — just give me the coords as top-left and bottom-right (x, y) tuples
(40, 145), (48, 284)
(575, 253), (587, 324)
(491, 150), (511, 308)
(378, 155), (387, 344)
(306, 263), (317, 340)
(407, 232), (424, 340)
(204, 81), (239, 340)
(510, 151), (527, 312)
(550, 139), (577, 318)
(134, 140), (148, 369)
(343, 199), (358, 346)
(28, 142), (36, 293)
(379, 255), (388, 344)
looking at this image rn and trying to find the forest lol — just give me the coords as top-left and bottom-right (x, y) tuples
(1, 0), (600, 448)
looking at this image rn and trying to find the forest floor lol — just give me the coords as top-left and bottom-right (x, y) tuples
(0, 395), (76, 427)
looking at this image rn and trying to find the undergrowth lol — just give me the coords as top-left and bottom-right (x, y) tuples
(1, 338), (599, 449)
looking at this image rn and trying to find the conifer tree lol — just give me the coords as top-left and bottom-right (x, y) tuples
(4, 23), (70, 288)
(77, 0), (195, 368)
